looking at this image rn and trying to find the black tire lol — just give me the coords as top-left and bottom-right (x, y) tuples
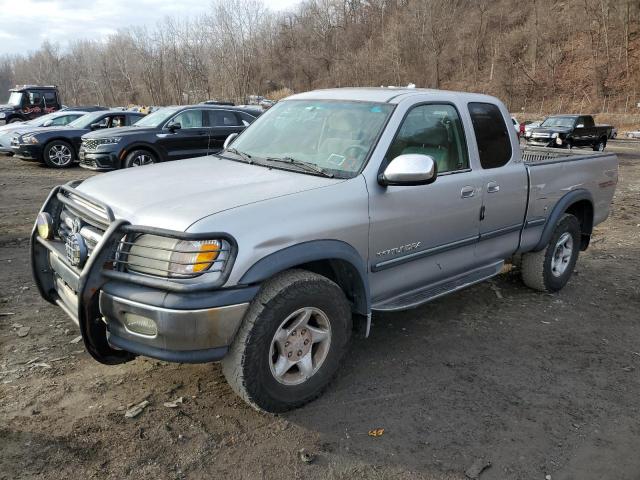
(8, 118), (23, 124)
(222, 269), (352, 413)
(42, 140), (75, 168)
(593, 137), (606, 151)
(521, 214), (581, 292)
(123, 149), (157, 168)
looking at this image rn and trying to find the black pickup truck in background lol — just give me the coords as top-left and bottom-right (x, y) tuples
(0, 85), (62, 125)
(526, 114), (613, 151)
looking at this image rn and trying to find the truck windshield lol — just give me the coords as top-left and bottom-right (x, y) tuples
(541, 117), (576, 128)
(227, 100), (394, 178)
(132, 107), (180, 127)
(7, 91), (23, 106)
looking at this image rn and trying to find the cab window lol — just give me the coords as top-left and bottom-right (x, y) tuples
(468, 102), (512, 169)
(50, 114), (80, 126)
(208, 110), (241, 127)
(387, 104), (469, 174)
(43, 91), (57, 106)
(172, 110), (204, 129)
(28, 91), (43, 107)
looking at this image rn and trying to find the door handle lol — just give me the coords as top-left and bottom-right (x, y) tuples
(487, 182), (500, 193)
(461, 186), (475, 198)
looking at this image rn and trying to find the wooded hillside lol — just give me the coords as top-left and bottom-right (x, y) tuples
(1, 0), (639, 115)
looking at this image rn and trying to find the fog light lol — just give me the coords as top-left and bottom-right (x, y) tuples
(123, 313), (157, 336)
(556, 137), (563, 145)
(36, 212), (54, 239)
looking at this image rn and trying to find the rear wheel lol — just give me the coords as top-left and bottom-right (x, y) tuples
(123, 149), (157, 168)
(43, 140), (75, 168)
(521, 214), (581, 292)
(8, 118), (23, 124)
(593, 138), (606, 151)
(222, 269), (352, 412)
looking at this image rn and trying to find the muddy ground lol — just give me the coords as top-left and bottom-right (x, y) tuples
(1, 142), (639, 480)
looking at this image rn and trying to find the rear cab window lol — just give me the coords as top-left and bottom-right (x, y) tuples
(468, 102), (512, 169)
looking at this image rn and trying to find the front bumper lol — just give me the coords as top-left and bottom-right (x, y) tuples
(100, 292), (248, 362)
(31, 184), (248, 364)
(79, 148), (120, 171)
(13, 143), (43, 161)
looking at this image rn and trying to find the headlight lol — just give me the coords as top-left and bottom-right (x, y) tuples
(124, 234), (227, 278)
(0, 112), (5, 119)
(100, 137), (122, 145)
(21, 135), (39, 144)
(551, 133), (559, 138)
(36, 212), (54, 239)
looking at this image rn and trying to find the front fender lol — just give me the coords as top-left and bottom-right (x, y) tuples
(238, 239), (371, 315)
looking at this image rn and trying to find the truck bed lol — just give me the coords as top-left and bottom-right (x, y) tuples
(522, 146), (610, 165)
(518, 146), (618, 252)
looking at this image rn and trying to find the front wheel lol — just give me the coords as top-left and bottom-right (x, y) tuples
(123, 149), (157, 168)
(222, 270), (352, 412)
(521, 214), (581, 292)
(43, 140), (75, 168)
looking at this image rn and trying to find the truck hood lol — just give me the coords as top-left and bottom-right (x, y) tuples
(76, 156), (342, 231)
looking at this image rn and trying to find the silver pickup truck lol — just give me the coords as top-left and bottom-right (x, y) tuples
(31, 88), (618, 412)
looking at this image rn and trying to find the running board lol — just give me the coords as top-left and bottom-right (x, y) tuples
(372, 260), (504, 312)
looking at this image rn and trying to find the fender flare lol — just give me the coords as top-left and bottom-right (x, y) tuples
(239, 239), (371, 316)
(533, 188), (593, 251)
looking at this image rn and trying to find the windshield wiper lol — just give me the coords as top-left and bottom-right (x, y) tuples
(264, 156), (334, 178)
(222, 147), (254, 164)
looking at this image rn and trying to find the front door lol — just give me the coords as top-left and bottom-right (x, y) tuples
(467, 102), (528, 262)
(160, 109), (210, 160)
(369, 103), (483, 303)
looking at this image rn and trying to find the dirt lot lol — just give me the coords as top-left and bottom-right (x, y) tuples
(1, 142), (639, 480)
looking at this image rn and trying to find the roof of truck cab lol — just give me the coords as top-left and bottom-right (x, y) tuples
(286, 87), (500, 104)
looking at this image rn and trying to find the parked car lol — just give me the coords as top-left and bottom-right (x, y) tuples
(0, 85), (61, 125)
(604, 126), (617, 139)
(11, 110), (144, 168)
(526, 115), (613, 150)
(31, 88), (617, 412)
(523, 120), (542, 138)
(0, 109), (101, 155)
(78, 105), (260, 170)
(511, 116), (520, 138)
(625, 130), (640, 139)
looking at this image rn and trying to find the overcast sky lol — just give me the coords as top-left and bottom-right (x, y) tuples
(0, 0), (301, 56)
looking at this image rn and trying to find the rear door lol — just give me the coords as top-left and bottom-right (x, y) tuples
(206, 110), (247, 153)
(468, 102), (528, 263)
(159, 109), (210, 160)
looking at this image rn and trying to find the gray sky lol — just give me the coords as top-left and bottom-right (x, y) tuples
(0, 0), (301, 56)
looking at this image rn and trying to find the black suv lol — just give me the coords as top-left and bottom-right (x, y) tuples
(0, 85), (62, 125)
(79, 105), (260, 170)
(11, 110), (144, 168)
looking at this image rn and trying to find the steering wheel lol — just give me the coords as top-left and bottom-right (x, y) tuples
(342, 144), (368, 170)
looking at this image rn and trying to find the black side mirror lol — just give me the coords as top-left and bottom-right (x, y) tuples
(167, 121), (182, 132)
